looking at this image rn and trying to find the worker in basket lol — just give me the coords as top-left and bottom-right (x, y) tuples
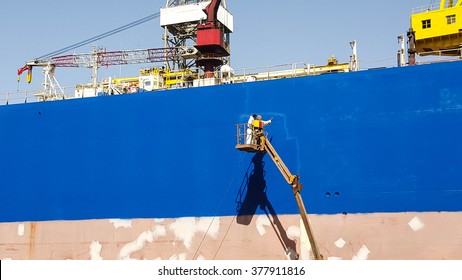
(252, 115), (272, 145)
(246, 114), (257, 144)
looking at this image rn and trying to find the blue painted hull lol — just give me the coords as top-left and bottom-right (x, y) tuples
(1, 61), (462, 223)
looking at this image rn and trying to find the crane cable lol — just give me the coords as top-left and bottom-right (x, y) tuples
(36, 12), (160, 60)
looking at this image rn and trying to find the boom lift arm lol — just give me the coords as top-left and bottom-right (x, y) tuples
(258, 135), (323, 260)
(235, 125), (323, 260)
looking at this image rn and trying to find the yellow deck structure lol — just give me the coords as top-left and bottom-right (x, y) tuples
(411, 0), (462, 56)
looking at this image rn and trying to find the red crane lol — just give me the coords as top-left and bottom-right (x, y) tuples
(195, 0), (228, 78)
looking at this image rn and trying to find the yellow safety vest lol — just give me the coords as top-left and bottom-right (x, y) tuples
(253, 120), (263, 128)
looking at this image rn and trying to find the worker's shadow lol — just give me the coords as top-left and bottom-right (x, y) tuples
(235, 150), (299, 259)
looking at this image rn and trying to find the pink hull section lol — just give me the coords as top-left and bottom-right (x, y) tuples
(1, 212), (461, 260)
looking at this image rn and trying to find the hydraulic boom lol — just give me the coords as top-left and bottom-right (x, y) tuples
(235, 124), (323, 260)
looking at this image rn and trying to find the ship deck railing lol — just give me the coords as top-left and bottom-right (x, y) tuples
(0, 62), (330, 106)
(231, 62), (310, 82)
(411, 3), (440, 14)
(1, 55), (461, 106)
(0, 87), (76, 106)
(416, 47), (462, 58)
(229, 62), (350, 83)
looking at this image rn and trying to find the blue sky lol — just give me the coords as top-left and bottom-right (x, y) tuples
(0, 0), (428, 94)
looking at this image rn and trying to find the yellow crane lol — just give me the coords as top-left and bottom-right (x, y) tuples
(235, 122), (323, 260)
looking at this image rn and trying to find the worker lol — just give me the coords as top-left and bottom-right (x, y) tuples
(253, 115), (272, 145)
(246, 114), (257, 144)
(257, 115), (272, 126)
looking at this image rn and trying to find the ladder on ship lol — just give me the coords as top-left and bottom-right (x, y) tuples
(234, 123), (323, 260)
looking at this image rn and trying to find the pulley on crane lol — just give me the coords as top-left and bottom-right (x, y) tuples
(17, 65), (32, 83)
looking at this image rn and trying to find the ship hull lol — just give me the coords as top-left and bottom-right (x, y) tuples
(2, 212), (462, 260)
(1, 61), (462, 259)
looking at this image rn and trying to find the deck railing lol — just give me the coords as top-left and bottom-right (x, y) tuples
(0, 86), (75, 106)
(411, 3), (440, 14)
(1, 55), (460, 106)
(0, 90), (36, 105)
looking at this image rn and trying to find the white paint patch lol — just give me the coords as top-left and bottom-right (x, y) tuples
(196, 217), (220, 239)
(169, 254), (178, 260)
(408, 216), (425, 232)
(154, 218), (165, 223)
(152, 225), (167, 238)
(118, 230), (154, 260)
(287, 225), (300, 240)
(328, 256), (343, 260)
(109, 219), (132, 229)
(196, 255), (206, 260)
(256, 215), (271, 236)
(352, 245), (370, 260)
(90, 241), (103, 260)
(169, 217), (196, 249)
(335, 238), (346, 248)
(112, 222), (165, 261)
(17, 224), (25, 236)
(169, 217), (221, 250)
(178, 253), (187, 260)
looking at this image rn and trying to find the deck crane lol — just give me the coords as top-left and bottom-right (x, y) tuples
(17, 0), (233, 99)
(17, 47), (181, 100)
(235, 123), (323, 260)
(161, 0), (232, 74)
(195, 0), (229, 78)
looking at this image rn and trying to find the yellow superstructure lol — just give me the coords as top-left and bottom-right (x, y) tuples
(411, 0), (462, 55)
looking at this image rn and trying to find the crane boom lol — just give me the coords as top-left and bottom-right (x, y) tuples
(30, 48), (179, 68)
(235, 124), (323, 260)
(17, 47), (181, 82)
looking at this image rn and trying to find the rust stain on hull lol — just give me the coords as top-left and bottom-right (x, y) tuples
(29, 222), (36, 259)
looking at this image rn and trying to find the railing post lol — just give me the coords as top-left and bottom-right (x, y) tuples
(235, 124), (240, 145)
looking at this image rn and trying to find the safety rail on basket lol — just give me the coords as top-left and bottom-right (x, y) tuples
(235, 123), (247, 145)
(234, 123), (268, 147)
